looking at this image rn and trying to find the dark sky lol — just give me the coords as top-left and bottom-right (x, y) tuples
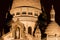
(0, 0), (60, 37)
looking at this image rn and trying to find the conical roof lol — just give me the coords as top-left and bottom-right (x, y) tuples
(35, 26), (41, 34)
(45, 5), (60, 36)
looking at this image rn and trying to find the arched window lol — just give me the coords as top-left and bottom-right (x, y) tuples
(16, 12), (20, 15)
(28, 27), (32, 35)
(15, 27), (20, 39)
(28, 12), (32, 15)
(34, 13), (38, 16)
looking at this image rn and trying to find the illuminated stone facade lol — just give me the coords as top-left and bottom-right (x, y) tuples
(2, 0), (60, 40)
(45, 5), (60, 40)
(2, 0), (41, 40)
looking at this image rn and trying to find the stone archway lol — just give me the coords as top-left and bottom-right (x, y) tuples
(15, 27), (20, 39)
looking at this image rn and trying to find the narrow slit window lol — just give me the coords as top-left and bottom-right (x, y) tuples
(34, 13), (38, 16)
(22, 12), (26, 14)
(16, 12), (20, 15)
(28, 12), (32, 15)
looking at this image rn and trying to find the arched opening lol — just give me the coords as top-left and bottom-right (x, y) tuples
(28, 27), (32, 35)
(15, 27), (20, 39)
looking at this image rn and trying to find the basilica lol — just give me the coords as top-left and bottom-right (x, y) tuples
(1, 0), (60, 40)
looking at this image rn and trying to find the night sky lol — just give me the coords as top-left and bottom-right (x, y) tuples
(0, 0), (60, 38)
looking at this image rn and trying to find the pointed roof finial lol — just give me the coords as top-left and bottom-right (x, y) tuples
(50, 5), (55, 21)
(51, 5), (54, 11)
(35, 26), (41, 34)
(52, 5), (54, 9)
(37, 26), (39, 29)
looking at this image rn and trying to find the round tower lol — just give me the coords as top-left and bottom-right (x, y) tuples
(10, 0), (42, 35)
(45, 5), (60, 40)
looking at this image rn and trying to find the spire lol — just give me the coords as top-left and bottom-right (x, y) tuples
(50, 5), (55, 21)
(35, 26), (41, 34)
(35, 26), (41, 39)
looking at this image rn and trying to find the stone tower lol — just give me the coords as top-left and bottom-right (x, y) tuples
(34, 26), (41, 40)
(2, 0), (42, 40)
(45, 5), (60, 40)
(10, 0), (42, 35)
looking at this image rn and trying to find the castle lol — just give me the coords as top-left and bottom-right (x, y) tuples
(1, 0), (60, 40)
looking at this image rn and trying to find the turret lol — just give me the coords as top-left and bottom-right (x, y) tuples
(45, 5), (60, 40)
(50, 5), (55, 21)
(34, 26), (41, 40)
